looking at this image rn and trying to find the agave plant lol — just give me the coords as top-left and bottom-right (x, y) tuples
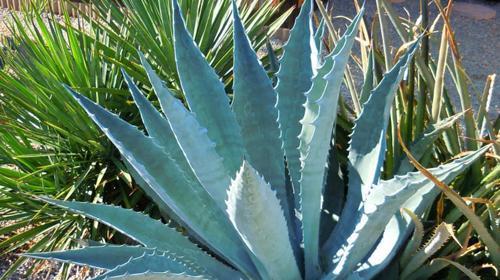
(23, 0), (492, 279)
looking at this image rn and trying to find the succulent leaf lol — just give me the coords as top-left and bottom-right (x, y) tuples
(226, 161), (301, 280)
(172, 0), (245, 176)
(400, 223), (456, 278)
(38, 199), (239, 279)
(138, 55), (231, 208)
(325, 145), (489, 277)
(399, 209), (426, 266)
(353, 181), (441, 278)
(322, 38), (421, 263)
(92, 252), (205, 280)
(396, 112), (465, 174)
(105, 273), (204, 280)
(297, 8), (364, 277)
(348, 37), (421, 200)
(65, 89), (258, 276)
(231, 0), (291, 231)
(121, 69), (208, 216)
(275, 0), (318, 209)
(23, 245), (154, 270)
(314, 19), (326, 61)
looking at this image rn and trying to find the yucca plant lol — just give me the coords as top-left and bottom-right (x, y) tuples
(81, 0), (291, 91)
(22, 0), (496, 279)
(0, 0), (288, 278)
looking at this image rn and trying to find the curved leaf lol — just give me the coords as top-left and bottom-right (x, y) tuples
(297, 8), (364, 277)
(67, 89), (257, 277)
(399, 209), (425, 266)
(226, 161), (301, 280)
(324, 145), (489, 278)
(231, 0), (288, 219)
(39, 199), (240, 279)
(137, 56), (230, 208)
(92, 252), (204, 280)
(396, 112), (465, 174)
(400, 223), (456, 278)
(172, 0), (245, 176)
(24, 245), (154, 270)
(274, 0), (318, 205)
(106, 272), (204, 280)
(430, 258), (481, 280)
(322, 38), (421, 261)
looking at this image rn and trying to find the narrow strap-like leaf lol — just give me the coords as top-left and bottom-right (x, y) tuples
(322, 38), (421, 260)
(68, 89), (257, 277)
(92, 252), (204, 280)
(226, 161), (301, 280)
(297, 8), (364, 278)
(38, 199), (240, 279)
(172, 0), (245, 176)
(24, 245), (154, 270)
(137, 57), (230, 208)
(427, 258), (481, 280)
(324, 145), (488, 278)
(274, 0), (318, 203)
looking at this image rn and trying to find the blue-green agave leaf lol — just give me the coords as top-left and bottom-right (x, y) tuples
(275, 0), (318, 204)
(137, 56), (230, 209)
(400, 222), (455, 279)
(314, 19), (326, 61)
(352, 114), (467, 278)
(266, 40), (280, 76)
(320, 149), (345, 246)
(231, 1), (297, 254)
(322, 38), (421, 259)
(67, 88), (257, 277)
(359, 47), (375, 106)
(23, 245), (153, 270)
(231, 0), (287, 213)
(38, 199), (240, 279)
(348, 37), (421, 201)
(172, 0), (245, 176)
(122, 69), (204, 215)
(105, 273), (204, 280)
(396, 112), (464, 174)
(226, 161), (301, 280)
(352, 186), (440, 279)
(325, 145), (489, 278)
(92, 252), (205, 280)
(122, 157), (172, 220)
(297, 8), (364, 278)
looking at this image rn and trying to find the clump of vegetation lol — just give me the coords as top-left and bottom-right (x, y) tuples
(1, 0), (498, 278)
(19, 0), (497, 279)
